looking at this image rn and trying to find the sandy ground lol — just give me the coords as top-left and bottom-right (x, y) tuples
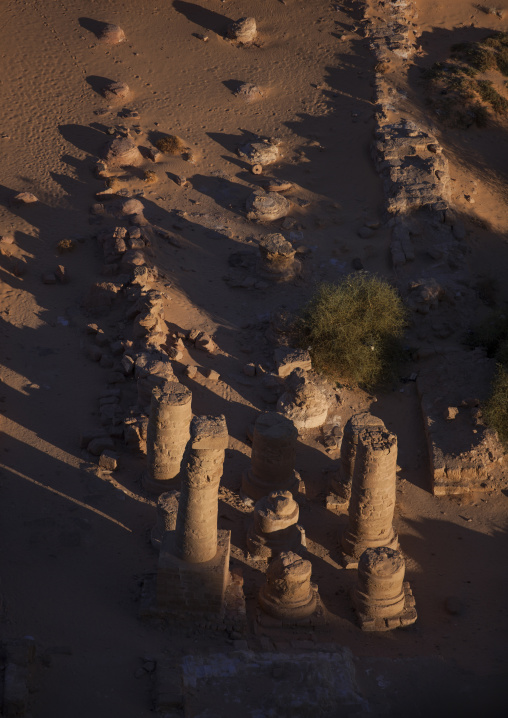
(0, 0), (507, 715)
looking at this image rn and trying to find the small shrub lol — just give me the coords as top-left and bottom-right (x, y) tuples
(143, 170), (158, 183)
(484, 365), (508, 447)
(156, 135), (186, 154)
(56, 238), (76, 254)
(298, 273), (407, 388)
(476, 80), (508, 113)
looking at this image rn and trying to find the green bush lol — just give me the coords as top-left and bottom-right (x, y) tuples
(484, 365), (508, 448)
(298, 273), (407, 388)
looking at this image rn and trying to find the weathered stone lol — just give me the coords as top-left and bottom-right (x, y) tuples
(227, 17), (257, 44)
(102, 137), (143, 168)
(238, 140), (279, 166)
(277, 369), (331, 430)
(246, 190), (291, 222)
(98, 23), (126, 45)
(242, 412), (298, 502)
(99, 449), (119, 470)
(247, 491), (304, 559)
(103, 80), (130, 100)
(274, 347), (312, 377)
(341, 427), (399, 567)
(352, 547), (417, 631)
(258, 551), (317, 620)
(143, 381), (192, 492)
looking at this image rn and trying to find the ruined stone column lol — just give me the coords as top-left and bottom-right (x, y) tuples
(156, 415), (232, 616)
(150, 491), (180, 549)
(340, 426), (399, 568)
(174, 415), (228, 563)
(241, 412), (298, 503)
(246, 490), (304, 560)
(258, 233), (300, 281)
(142, 381), (192, 493)
(258, 551), (317, 621)
(327, 413), (386, 509)
(352, 547), (417, 631)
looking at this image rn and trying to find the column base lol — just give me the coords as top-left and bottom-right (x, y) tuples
(352, 581), (417, 631)
(340, 529), (399, 569)
(156, 530), (231, 616)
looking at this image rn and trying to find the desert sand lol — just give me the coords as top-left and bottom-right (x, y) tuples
(0, 0), (507, 716)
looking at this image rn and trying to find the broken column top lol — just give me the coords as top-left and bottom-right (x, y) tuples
(190, 414), (228, 450)
(259, 490), (297, 519)
(259, 233), (295, 259)
(153, 381), (192, 405)
(268, 550), (311, 580)
(349, 412), (386, 432)
(358, 426), (397, 452)
(255, 412), (298, 441)
(359, 547), (404, 576)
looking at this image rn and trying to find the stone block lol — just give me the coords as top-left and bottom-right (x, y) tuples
(157, 530), (231, 615)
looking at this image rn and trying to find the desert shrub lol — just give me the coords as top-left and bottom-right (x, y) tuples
(56, 238), (76, 254)
(143, 170), (158, 183)
(476, 80), (508, 112)
(156, 135), (186, 154)
(298, 273), (407, 388)
(484, 365), (508, 448)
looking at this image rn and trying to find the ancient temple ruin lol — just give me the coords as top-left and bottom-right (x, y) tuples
(246, 490), (304, 560)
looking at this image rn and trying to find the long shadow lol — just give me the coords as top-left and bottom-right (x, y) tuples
(172, 1), (230, 34)
(189, 173), (250, 215)
(86, 75), (117, 97)
(78, 17), (115, 38)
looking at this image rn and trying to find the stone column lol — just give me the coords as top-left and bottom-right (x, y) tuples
(150, 491), (180, 549)
(156, 415), (232, 616)
(241, 412), (298, 503)
(258, 233), (300, 281)
(340, 426), (398, 567)
(258, 551), (317, 621)
(327, 412), (386, 508)
(142, 381), (192, 493)
(352, 547), (417, 631)
(246, 490), (304, 560)
(174, 415), (228, 563)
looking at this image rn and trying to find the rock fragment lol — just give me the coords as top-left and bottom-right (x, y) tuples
(246, 190), (291, 222)
(227, 17), (257, 44)
(98, 23), (126, 45)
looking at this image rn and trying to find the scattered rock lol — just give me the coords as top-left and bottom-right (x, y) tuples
(12, 191), (38, 204)
(185, 365), (198, 378)
(55, 265), (69, 284)
(357, 226), (374, 239)
(274, 347), (312, 377)
(203, 368), (220, 382)
(121, 198), (144, 216)
(234, 83), (263, 102)
(99, 449), (119, 470)
(102, 137), (143, 168)
(195, 332), (217, 354)
(243, 363), (256, 377)
(227, 17), (257, 44)
(443, 407), (459, 421)
(238, 140), (279, 166)
(98, 23), (126, 45)
(246, 190), (291, 222)
(103, 81), (130, 101)
(263, 179), (293, 193)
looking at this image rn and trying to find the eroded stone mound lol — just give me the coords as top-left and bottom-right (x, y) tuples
(246, 190), (291, 222)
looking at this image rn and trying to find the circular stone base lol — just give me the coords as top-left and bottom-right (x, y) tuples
(258, 586), (317, 620)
